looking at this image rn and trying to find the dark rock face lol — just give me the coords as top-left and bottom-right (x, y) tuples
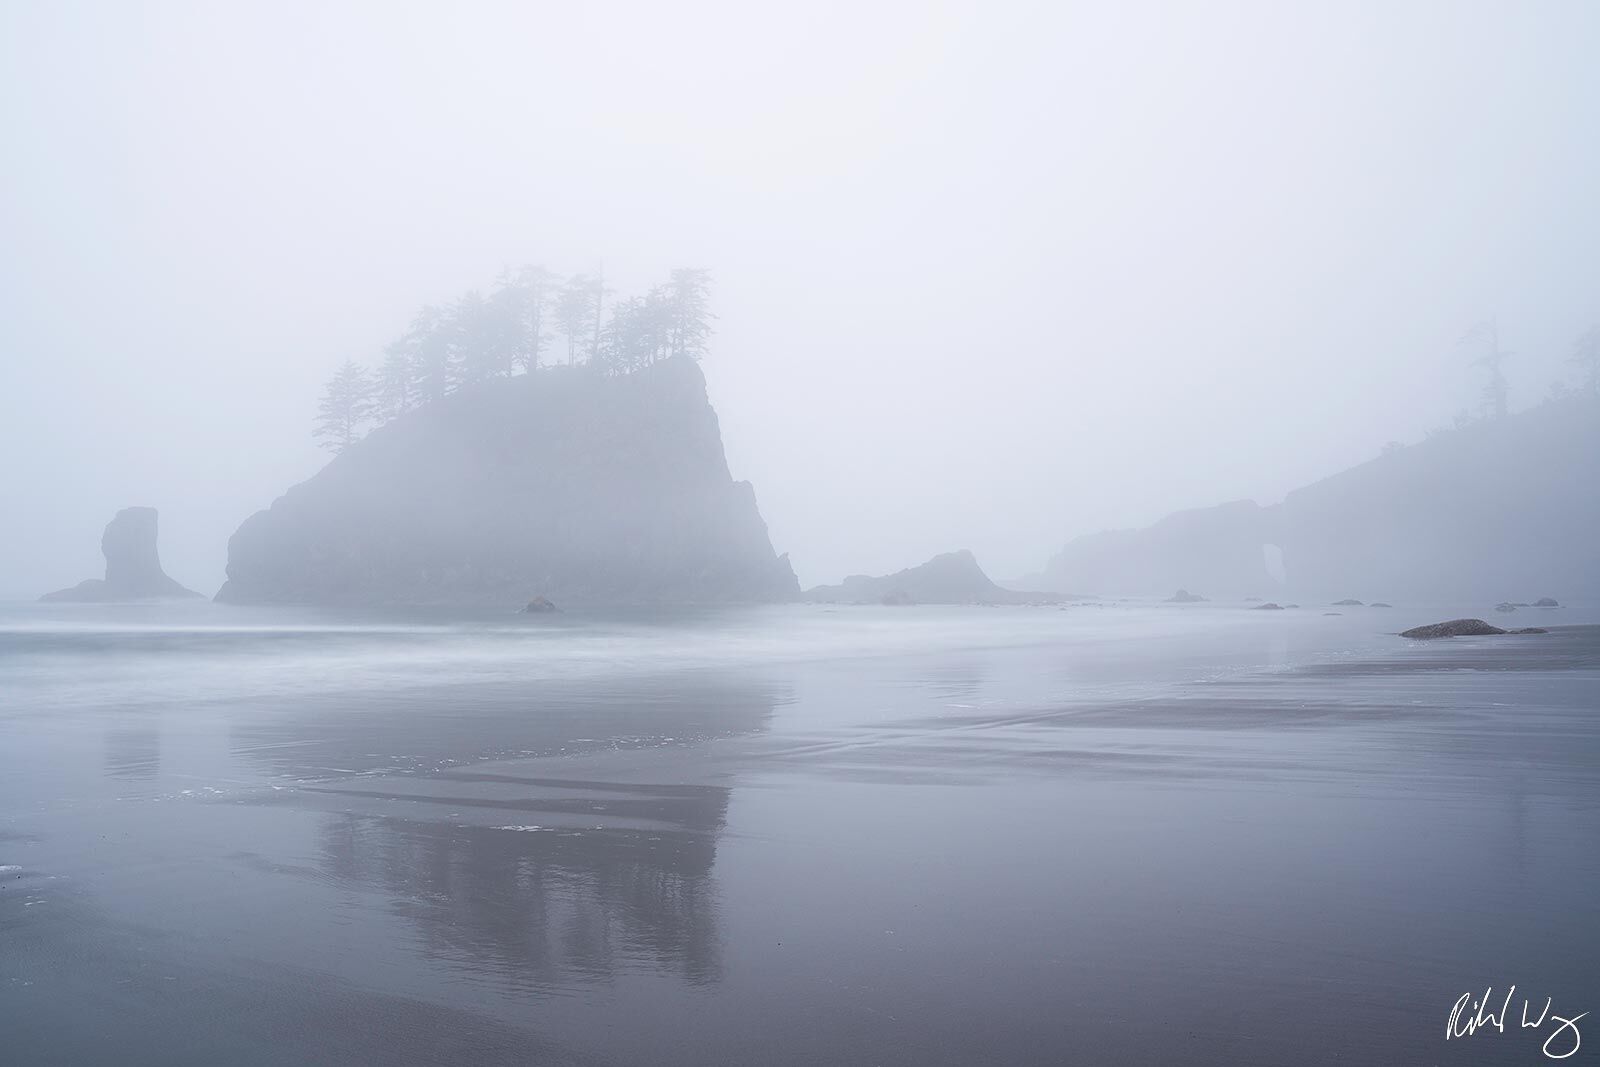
(1399, 618), (1507, 639)
(1037, 396), (1600, 599)
(1166, 588), (1207, 603)
(217, 358), (799, 606)
(805, 550), (1057, 605)
(41, 508), (201, 602)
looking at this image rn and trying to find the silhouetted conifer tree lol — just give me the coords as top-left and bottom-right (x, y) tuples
(314, 359), (375, 452)
(556, 275), (597, 365)
(375, 340), (420, 422)
(404, 306), (456, 401)
(598, 295), (656, 374)
(321, 262), (718, 426)
(588, 271), (609, 364)
(663, 267), (715, 360)
(1461, 320), (1510, 419)
(510, 265), (559, 373)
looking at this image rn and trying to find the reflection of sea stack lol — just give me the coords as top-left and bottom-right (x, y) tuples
(40, 507), (201, 602)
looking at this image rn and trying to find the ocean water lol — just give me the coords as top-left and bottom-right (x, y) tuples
(1, 599), (1596, 1065)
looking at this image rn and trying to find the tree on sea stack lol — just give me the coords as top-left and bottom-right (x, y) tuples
(324, 262), (720, 429)
(587, 271), (609, 364)
(555, 275), (598, 366)
(664, 267), (715, 360)
(314, 359), (376, 453)
(509, 264), (559, 373)
(598, 293), (668, 374)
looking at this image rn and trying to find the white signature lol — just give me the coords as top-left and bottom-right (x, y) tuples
(1447, 986), (1586, 1060)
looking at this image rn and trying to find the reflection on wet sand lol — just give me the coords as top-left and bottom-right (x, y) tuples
(317, 777), (728, 988)
(228, 672), (788, 780)
(222, 673), (779, 992)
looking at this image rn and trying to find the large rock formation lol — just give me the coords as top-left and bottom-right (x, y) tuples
(41, 507), (202, 601)
(217, 357), (799, 606)
(1398, 618), (1531, 639)
(1400, 618), (1504, 638)
(1028, 499), (1273, 598)
(804, 549), (1058, 605)
(1035, 395), (1600, 600)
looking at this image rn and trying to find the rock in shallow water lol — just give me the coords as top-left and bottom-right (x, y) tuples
(1399, 618), (1508, 639)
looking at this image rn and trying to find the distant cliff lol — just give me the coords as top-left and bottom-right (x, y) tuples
(1036, 395), (1600, 600)
(41, 507), (202, 602)
(217, 357), (798, 606)
(805, 549), (1060, 605)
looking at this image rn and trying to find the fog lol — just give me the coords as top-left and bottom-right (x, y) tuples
(3, 0), (1598, 599)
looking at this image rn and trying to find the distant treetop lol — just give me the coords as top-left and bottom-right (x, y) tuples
(314, 264), (715, 453)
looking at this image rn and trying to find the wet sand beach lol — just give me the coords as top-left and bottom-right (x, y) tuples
(2, 604), (1597, 1065)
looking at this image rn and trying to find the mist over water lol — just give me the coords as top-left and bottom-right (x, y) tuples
(5, 3), (1600, 1064)
(5, 3), (1600, 594)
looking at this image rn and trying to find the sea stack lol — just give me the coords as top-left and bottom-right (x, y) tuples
(41, 507), (202, 602)
(803, 549), (1060, 605)
(216, 356), (799, 606)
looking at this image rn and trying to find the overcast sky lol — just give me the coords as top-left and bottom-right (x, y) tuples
(2, 0), (1597, 597)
